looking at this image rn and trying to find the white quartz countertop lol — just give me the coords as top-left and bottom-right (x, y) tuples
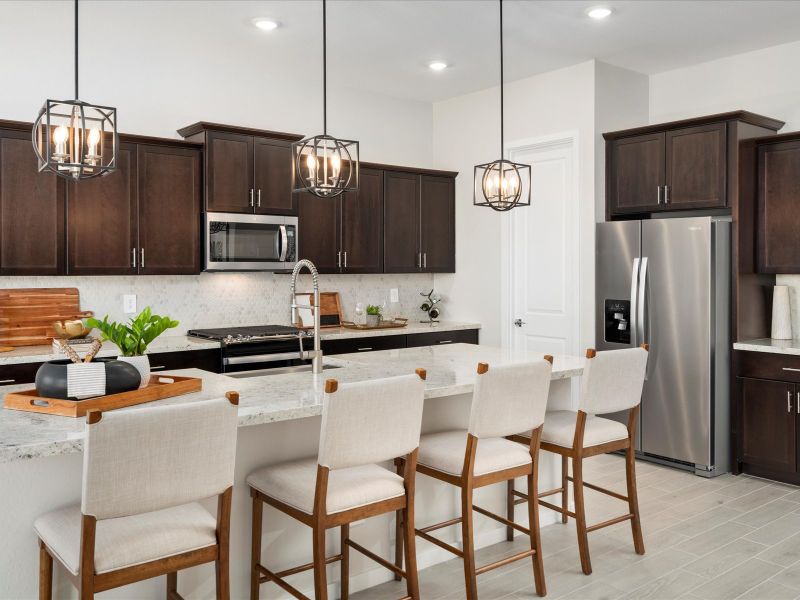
(0, 343), (581, 464)
(734, 338), (800, 356)
(0, 321), (481, 366)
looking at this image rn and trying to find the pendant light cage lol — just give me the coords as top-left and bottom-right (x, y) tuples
(473, 158), (531, 211)
(292, 134), (359, 198)
(33, 99), (118, 181)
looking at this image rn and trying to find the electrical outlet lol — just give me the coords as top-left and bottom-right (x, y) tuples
(389, 288), (399, 303)
(123, 294), (137, 314)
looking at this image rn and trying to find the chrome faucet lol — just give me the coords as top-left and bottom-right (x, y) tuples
(290, 259), (323, 374)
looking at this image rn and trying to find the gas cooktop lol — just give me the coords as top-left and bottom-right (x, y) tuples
(187, 325), (309, 344)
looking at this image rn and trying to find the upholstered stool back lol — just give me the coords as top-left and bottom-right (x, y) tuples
(81, 398), (239, 520)
(579, 347), (648, 415)
(468, 360), (552, 439)
(318, 374), (426, 470)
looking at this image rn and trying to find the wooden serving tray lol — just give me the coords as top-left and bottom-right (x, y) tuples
(3, 375), (202, 418)
(340, 318), (408, 331)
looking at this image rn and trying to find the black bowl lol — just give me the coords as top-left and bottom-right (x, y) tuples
(35, 358), (142, 400)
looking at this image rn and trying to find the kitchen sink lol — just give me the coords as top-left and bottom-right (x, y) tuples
(227, 364), (342, 378)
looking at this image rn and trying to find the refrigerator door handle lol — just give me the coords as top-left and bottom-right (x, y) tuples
(630, 258), (641, 347)
(638, 257), (649, 348)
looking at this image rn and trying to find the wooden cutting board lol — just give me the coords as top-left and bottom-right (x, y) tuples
(294, 291), (343, 329)
(0, 288), (93, 347)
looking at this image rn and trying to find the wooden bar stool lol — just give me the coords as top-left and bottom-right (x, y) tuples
(35, 393), (240, 600)
(508, 346), (649, 575)
(399, 359), (553, 599)
(248, 370), (427, 600)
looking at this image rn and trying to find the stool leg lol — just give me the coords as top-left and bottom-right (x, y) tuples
(250, 495), (263, 600)
(460, 486), (478, 600)
(506, 479), (515, 541)
(561, 455), (569, 524)
(403, 496), (420, 600)
(572, 455), (592, 575)
(166, 572), (177, 599)
(39, 540), (52, 600)
(527, 471), (546, 597)
(394, 458), (404, 581)
(313, 525), (328, 600)
(340, 524), (349, 600)
(626, 446), (645, 555)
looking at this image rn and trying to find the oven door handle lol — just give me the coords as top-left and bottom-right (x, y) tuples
(279, 225), (288, 262)
(224, 352), (301, 366)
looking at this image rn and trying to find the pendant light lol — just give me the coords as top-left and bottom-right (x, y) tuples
(32, 0), (118, 181)
(474, 0), (530, 211)
(292, 0), (359, 198)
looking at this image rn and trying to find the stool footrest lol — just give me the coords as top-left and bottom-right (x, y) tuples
(418, 516), (462, 534)
(537, 487), (563, 499)
(586, 513), (634, 533)
(567, 477), (629, 502)
(538, 498), (576, 519)
(346, 538), (406, 578)
(415, 528), (464, 557)
(472, 504), (530, 535)
(256, 564), (310, 599)
(475, 548), (537, 576)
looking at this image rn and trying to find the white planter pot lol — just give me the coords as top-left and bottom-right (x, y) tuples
(117, 355), (150, 388)
(366, 314), (380, 327)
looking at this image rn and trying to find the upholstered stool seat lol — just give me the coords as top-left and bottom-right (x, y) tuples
(247, 459), (405, 515)
(34, 502), (217, 576)
(541, 411), (628, 448)
(418, 430), (532, 476)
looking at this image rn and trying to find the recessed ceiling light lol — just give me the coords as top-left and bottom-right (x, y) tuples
(253, 18), (279, 31)
(428, 61), (448, 71)
(585, 6), (613, 20)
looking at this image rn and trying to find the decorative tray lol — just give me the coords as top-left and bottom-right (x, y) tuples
(2, 375), (202, 418)
(340, 318), (408, 331)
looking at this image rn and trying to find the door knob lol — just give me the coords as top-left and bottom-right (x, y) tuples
(513, 318), (526, 327)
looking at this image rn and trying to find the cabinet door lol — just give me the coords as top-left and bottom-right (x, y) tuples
(757, 139), (800, 273)
(253, 137), (296, 215)
(740, 377), (796, 474)
(322, 334), (406, 356)
(0, 130), (65, 274)
(68, 143), (137, 274)
(206, 131), (253, 213)
(137, 145), (202, 274)
(420, 175), (455, 272)
(341, 168), (383, 273)
(384, 171), (420, 273)
(406, 329), (478, 348)
(665, 123), (727, 209)
(297, 192), (340, 273)
(607, 132), (665, 215)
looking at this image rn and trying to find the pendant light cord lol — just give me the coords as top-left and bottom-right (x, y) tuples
(499, 0), (504, 161)
(74, 0), (79, 99)
(322, 0), (327, 135)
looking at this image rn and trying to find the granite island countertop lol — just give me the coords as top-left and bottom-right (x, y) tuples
(0, 343), (581, 464)
(0, 321), (481, 366)
(733, 338), (800, 356)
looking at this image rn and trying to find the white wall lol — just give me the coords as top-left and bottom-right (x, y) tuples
(432, 61), (597, 349)
(650, 39), (800, 130)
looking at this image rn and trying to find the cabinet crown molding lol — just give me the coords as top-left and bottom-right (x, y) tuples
(177, 121), (304, 142)
(602, 111), (785, 141)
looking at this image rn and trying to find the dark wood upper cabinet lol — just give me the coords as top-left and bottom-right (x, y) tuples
(297, 191), (340, 274)
(665, 123), (726, 209)
(384, 170), (421, 273)
(757, 135), (800, 273)
(137, 144), (202, 275)
(0, 130), (65, 275)
(253, 137), (296, 215)
(205, 131), (253, 213)
(607, 132), (665, 215)
(740, 377), (796, 475)
(68, 143), (138, 275)
(420, 175), (455, 272)
(341, 168), (383, 274)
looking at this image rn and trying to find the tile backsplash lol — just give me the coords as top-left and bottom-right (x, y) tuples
(0, 273), (435, 335)
(776, 275), (800, 338)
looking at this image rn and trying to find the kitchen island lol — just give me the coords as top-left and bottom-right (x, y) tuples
(0, 344), (583, 599)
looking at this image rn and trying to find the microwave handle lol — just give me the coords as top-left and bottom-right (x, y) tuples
(279, 225), (288, 262)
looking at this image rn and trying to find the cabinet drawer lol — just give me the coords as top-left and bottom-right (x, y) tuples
(322, 335), (406, 356)
(735, 350), (800, 383)
(147, 349), (221, 373)
(406, 329), (479, 348)
(0, 362), (43, 387)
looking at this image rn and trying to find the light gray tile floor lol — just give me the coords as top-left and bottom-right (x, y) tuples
(351, 454), (800, 599)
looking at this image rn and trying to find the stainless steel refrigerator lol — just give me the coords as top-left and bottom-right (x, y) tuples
(596, 216), (730, 476)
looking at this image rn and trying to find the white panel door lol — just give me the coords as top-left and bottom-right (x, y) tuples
(509, 139), (578, 364)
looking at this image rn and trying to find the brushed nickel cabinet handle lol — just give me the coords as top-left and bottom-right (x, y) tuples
(789, 390), (792, 413)
(140, 248), (145, 268)
(357, 347), (373, 351)
(337, 251), (341, 269)
(344, 251), (347, 269)
(783, 367), (800, 372)
(131, 247), (137, 268)
(424, 252), (427, 269)
(0, 379), (16, 384)
(150, 365), (166, 371)
(664, 185), (670, 204)
(796, 391), (799, 414)
(438, 340), (453, 344)
(249, 189), (254, 207)
(257, 189), (262, 208)
(657, 186), (662, 205)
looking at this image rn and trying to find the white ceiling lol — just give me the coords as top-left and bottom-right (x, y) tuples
(3, 1), (800, 104)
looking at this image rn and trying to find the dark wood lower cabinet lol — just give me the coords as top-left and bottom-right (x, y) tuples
(740, 377), (796, 475)
(406, 328), (478, 347)
(322, 328), (479, 356)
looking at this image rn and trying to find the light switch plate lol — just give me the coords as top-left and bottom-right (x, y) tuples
(389, 288), (399, 303)
(123, 294), (137, 314)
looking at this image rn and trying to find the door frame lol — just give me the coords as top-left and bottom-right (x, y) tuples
(500, 131), (581, 362)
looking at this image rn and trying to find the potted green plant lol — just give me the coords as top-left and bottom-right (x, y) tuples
(366, 304), (382, 327)
(86, 307), (179, 388)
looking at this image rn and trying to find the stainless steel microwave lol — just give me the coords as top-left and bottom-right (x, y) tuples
(205, 213), (297, 271)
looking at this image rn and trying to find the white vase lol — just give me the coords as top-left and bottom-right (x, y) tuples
(772, 285), (793, 340)
(118, 355), (150, 388)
